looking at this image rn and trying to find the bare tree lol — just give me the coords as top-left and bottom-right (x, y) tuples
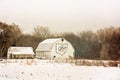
(97, 27), (120, 60)
(32, 26), (51, 39)
(77, 31), (101, 59)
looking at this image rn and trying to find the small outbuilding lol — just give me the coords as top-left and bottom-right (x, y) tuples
(35, 38), (74, 59)
(7, 47), (35, 59)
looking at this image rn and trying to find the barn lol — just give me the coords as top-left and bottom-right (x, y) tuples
(35, 38), (74, 59)
(7, 47), (35, 59)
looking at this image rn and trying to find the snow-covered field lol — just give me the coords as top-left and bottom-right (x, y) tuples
(0, 59), (120, 80)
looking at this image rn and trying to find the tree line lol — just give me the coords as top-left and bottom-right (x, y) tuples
(0, 21), (120, 60)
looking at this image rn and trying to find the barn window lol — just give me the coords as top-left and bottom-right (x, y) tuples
(53, 56), (56, 58)
(61, 38), (64, 41)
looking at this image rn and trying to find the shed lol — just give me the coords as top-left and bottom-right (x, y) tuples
(7, 47), (35, 59)
(35, 38), (74, 59)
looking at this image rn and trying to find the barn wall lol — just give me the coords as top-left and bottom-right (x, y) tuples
(51, 39), (74, 59)
(14, 55), (34, 59)
(8, 54), (34, 59)
(35, 38), (75, 59)
(36, 51), (51, 58)
(44, 52), (51, 58)
(7, 54), (12, 59)
(36, 51), (44, 58)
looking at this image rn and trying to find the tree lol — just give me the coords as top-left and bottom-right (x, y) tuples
(77, 31), (101, 59)
(97, 27), (120, 60)
(0, 22), (22, 58)
(16, 34), (39, 51)
(16, 26), (51, 51)
(32, 26), (51, 40)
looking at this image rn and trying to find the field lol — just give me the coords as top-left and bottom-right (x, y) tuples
(0, 59), (120, 80)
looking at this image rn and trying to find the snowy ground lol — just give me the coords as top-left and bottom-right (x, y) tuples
(0, 59), (120, 80)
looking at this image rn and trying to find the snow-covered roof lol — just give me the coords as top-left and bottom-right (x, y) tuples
(8, 47), (34, 55)
(35, 38), (62, 51)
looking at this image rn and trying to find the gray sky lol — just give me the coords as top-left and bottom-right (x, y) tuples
(0, 0), (120, 33)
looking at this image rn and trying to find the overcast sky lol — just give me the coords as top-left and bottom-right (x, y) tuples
(0, 0), (120, 33)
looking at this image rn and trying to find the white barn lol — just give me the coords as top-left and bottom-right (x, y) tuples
(7, 47), (35, 59)
(35, 38), (74, 59)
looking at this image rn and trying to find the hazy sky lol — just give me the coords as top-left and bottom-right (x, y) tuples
(0, 0), (120, 33)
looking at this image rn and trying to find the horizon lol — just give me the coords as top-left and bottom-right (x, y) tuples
(0, 0), (120, 33)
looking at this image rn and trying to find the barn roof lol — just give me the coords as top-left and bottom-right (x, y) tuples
(8, 47), (34, 55)
(35, 38), (62, 51)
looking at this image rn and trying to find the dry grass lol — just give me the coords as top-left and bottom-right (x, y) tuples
(52, 58), (120, 67)
(1, 59), (120, 67)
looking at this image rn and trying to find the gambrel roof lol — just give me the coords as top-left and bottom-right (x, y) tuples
(35, 38), (62, 51)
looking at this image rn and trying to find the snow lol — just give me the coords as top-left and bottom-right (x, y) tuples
(8, 47), (34, 55)
(0, 59), (120, 80)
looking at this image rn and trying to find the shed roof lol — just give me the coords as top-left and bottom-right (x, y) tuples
(35, 38), (62, 51)
(8, 47), (34, 55)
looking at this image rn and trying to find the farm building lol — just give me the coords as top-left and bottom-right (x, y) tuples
(7, 47), (35, 59)
(35, 38), (74, 59)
